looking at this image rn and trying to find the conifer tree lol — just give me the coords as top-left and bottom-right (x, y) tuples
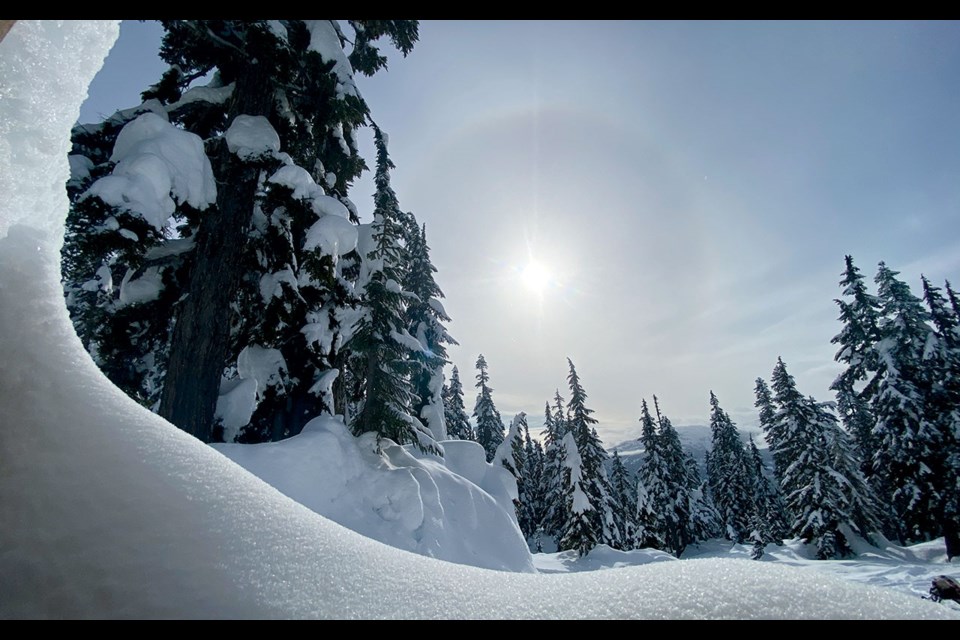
(62, 20), (421, 443)
(830, 255), (882, 475)
(920, 276), (960, 558)
(870, 262), (940, 542)
(745, 435), (788, 549)
(754, 377), (784, 482)
(558, 432), (597, 557)
(441, 366), (473, 440)
(609, 451), (636, 550)
(402, 220), (456, 441)
(493, 412), (528, 527)
(653, 397), (694, 556)
(539, 397), (566, 540)
(565, 359), (621, 549)
(351, 127), (440, 455)
(473, 353), (504, 462)
(521, 417), (547, 541)
(634, 399), (669, 550)
(706, 391), (754, 543)
(769, 358), (879, 558)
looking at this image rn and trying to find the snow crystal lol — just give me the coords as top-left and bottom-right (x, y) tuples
(85, 112), (217, 230)
(304, 214), (357, 258)
(0, 20), (957, 620)
(224, 115), (280, 161)
(304, 21), (358, 99)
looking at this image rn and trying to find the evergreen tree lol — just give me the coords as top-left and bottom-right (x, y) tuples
(634, 399), (669, 550)
(493, 412), (528, 528)
(705, 391), (754, 543)
(558, 432), (597, 557)
(745, 435), (788, 550)
(653, 397), (694, 556)
(473, 353), (504, 462)
(351, 127), (440, 455)
(402, 220), (456, 441)
(62, 20), (421, 443)
(539, 397), (566, 540)
(754, 377), (785, 483)
(920, 276), (960, 558)
(870, 262), (940, 542)
(609, 451), (636, 550)
(769, 358), (878, 558)
(564, 359), (621, 550)
(521, 417), (547, 542)
(441, 366), (473, 440)
(830, 255), (882, 475)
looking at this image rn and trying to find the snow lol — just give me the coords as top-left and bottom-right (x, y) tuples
(266, 164), (349, 219)
(213, 416), (534, 573)
(237, 345), (287, 399)
(67, 154), (93, 183)
(0, 20), (957, 620)
(224, 114), (281, 161)
(215, 377), (258, 442)
(303, 214), (357, 258)
(85, 112), (217, 231)
(167, 81), (234, 112)
(117, 265), (164, 307)
(304, 21), (358, 99)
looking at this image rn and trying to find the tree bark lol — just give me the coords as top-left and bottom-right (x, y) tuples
(158, 62), (273, 442)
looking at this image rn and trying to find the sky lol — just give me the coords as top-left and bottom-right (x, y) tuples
(79, 20), (960, 447)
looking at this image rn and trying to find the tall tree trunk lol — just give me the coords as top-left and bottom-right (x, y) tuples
(158, 62), (273, 442)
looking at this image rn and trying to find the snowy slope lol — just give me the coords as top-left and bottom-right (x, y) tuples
(0, 21), (957, 619)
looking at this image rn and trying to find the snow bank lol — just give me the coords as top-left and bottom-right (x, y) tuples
(0, 21), (957, 619)
(213, 417), (535, 573)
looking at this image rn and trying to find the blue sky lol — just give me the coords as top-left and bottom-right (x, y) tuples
(80, 20), (960, 446)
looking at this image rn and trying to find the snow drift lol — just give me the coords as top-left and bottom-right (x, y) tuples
(0, 21), (957, 619)
(212, 417), (534, 573)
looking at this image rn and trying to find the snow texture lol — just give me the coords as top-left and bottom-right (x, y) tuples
(117, 265), (164, 307)
(86, 112), (216, 231)
(0, 21), (957, 619)
(224, 114), (281, 161)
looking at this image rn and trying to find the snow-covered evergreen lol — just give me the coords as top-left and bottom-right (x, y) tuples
(705, 391), (753, 543)
(473, 353), (505, 462)
(870, 262), (940, 542)
(441, 366), (474, 440)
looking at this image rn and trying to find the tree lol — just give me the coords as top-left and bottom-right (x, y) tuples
(521, 417), (547, 543)
(62, 20), (421, 443)
(870, 262), (940, 542)
(634, 399), (669, 550)
(563, 359), (621, 550)
(441, 366), (473, 440)
(493, 412), (528, 528)
(705, 391), (753, 543)
(473, 353), (504, 462)
(539, 395), (566, 540)
(558, 432), (597, 557)
(769, 358), (879, 558)
(402, 220), (456, 441)
(745, 435), (788, 552)
(830, 255), (882, 476)
(920, 276), (960, 558)
(609, 451), (636, 550)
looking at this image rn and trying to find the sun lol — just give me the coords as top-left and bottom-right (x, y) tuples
(520, 260), (551, 293)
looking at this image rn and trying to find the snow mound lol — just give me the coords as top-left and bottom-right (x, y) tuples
(0, 21), (957, 619)
(224, 114), (280, 160)
(86, 112), (216, 230)
(214, 417), (534, 572)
